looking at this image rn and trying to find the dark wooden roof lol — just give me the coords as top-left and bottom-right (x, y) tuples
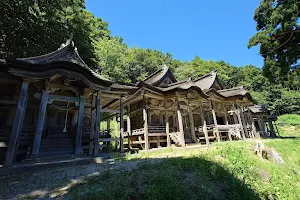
(249, 105), (266, 114)
(218, 86), (248, 97)
(5, 40), (112, 89)
(143, 65), (177, 86)
(194, 71), (223, 92)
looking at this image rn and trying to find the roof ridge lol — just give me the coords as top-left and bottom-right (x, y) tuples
(193, 70), (216, 82)
(16, 39), (73, 61)
(218, 86), (244, 92)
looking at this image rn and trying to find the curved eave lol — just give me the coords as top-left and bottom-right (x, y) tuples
(153, 68), (177, 86)
(164, 86), (209, 99)
(6, 60), (112, 89)
(206, 89), (226, 99)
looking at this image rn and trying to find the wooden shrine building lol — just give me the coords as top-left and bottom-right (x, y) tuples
(0, 40), (275, 166)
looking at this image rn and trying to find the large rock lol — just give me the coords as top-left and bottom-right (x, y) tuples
(253, 141), (284, 165)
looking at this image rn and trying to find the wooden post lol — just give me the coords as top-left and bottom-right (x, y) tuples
(239, 107), (249, 138)
(268, 118), (276, 137)
(236, 109), (246, 140)
(93, 93), (100, 156)
(89, 95), (96, 155)
(75, 96), (85, 155)
(120, 97), (124, 153)
(248, 109), (256, 139)
(176, 96), (185, 147)
(165, 110), (171, 147)
(31, 91), (49, 159)
(4, 81), (29, 166)
(211, 101), (220, 142)
(188, 104), (197, 143)
(143, 95), (149, 150)
(126, 105), (131, 150)
(200, 105), (209, 145)
(223, 103), (229, 125)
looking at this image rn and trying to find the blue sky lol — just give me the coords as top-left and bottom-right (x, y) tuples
(86, 0), (263, 67)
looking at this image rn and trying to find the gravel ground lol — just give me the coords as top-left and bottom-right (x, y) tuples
(0, 159), (159, 200)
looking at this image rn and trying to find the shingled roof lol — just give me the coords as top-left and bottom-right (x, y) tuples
(194, 71), (223, 92)
(143, 64), (177, 86)
(5, 40), (112, 88)
(218, 86), (248, 97)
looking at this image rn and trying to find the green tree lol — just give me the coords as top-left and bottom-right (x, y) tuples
(0, 0), (110, 67)
(127, 47), (173, 83)
(248, 0), (300, 82)
(94, 37), (129, 83)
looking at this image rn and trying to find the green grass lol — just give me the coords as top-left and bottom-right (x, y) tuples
(66, 114), (300, 200)
(277, 114), (300, 127)
(276, 114), (300, 137)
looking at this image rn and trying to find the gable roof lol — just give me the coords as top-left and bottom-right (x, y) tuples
(217, 86), (248, 97)
(143, 64), (177, 86)
(5, 40), (112, 89)
(194, 71), (223, 92)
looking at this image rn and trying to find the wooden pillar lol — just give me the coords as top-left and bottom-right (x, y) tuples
(176, 96), (185, 147)
(120, 97), (124, 153)
(223, 103), (229, 125)
(211, 101), (220, 142)
(165, 110), (171, 147)
(31, 91), (49, 159)
(268, 118), (276, 137)
(236, 109), (246, 140)
(188, 104), (197, 143)
(248, 109), (256, 139)
(200, 105), (209, 145)
(143, 95), (149, 150)
(4, 81), (29, 166)
(127, 105), (131, 150)
(75, 96), (85, 155)
(239, 107), (249, 138)
(89, 95), (96, 155)
(93, 93), (100, 156)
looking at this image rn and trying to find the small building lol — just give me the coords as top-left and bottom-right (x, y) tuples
(0, 40), (274, 166)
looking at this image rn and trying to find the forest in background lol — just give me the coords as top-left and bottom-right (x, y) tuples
(1, 0), (299, 115)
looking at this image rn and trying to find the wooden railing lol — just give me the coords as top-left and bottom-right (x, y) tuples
(148, 126), (166, 133)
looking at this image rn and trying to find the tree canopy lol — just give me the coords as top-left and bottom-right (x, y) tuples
(248, 0), (300, 82)
(0, 0), (299, 115)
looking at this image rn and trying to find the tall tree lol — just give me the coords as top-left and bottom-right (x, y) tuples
(94, 37), (129, 83)
(248, 0), (300, 82)
(0, 0), (110, 66)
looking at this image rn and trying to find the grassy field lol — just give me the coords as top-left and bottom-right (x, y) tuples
(1, 114), (299, 200)
(65, 114), (300, 200)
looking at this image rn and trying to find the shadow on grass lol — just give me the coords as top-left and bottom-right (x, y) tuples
(0, 157), (263, 200)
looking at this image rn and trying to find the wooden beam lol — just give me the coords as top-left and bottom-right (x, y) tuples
(75, 97), (85, 155)
(4, 81), (29, 166)
(120, 97), (124, 153)
(100, 93), (121, 99)
(144, 93), (165, 100)
(94, 93), (101, 156)
(49, 94), (79, 102)
(239, 107), (249, 138)
(31, 92), (49, 159)
(101, 109), (120, 113)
